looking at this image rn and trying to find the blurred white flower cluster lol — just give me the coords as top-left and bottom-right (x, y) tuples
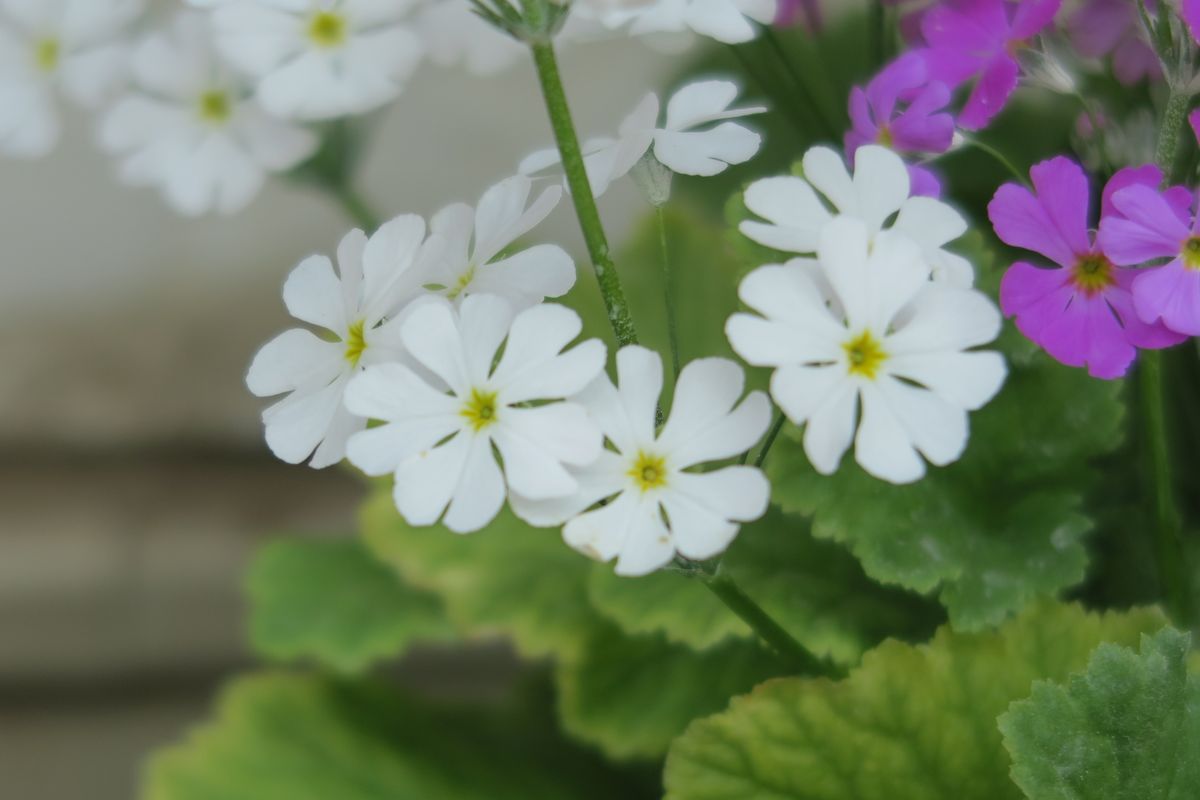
(0, 0), (779, 216)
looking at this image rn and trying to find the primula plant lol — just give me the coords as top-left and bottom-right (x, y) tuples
(12, 0), (1200, 796)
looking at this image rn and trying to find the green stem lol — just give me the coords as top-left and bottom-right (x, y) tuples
(959, 135), (1030, 187)
(761, 28), (840, 142)
(332, 183), (380, 231)
(727, 44), (810, 138)
(529, 41), (638, 347)
(702, 566), (842, 675)
(1139, 353), (1192, 624)
(754, 411), (787, 468)
(1142, 85), (1195, 625)
(656, 207), (681, 379)
(868, 0), (886, 68)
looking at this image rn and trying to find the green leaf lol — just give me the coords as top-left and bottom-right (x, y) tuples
(558, 626), (790, 761)
(1000, 627), (1200, 800)
(663, 602), (1166, 800)
(361, 488), (603, 660)
(587, 508), (940, 662)
(247, 537), (454, 673)
(142, 673), (656, 800)
(770, 332), (1125, 630)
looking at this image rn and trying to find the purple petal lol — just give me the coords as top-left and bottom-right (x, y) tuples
(958, 54), (1019, 130)
(1185, 0), (1200, 43)
(987, 157), (1089, 268)
(1037, 292), (1134, 379)
(1100, 164), (1162, 221)
(1068, 0), (1132, 57)
(1000, 259), (1073, 321)
(1112, 37), (1161, 85)
(1111, 269), (1189, 349)
(891, 84), (955, 152)
(867, 52), (928, 121)
(847, 86), (876, 146)
(1011, 0), (1063, 40)
(1133, 261), (1200, 335)
(908, 163), (942, 198)
(1098, 185), (1191, 264)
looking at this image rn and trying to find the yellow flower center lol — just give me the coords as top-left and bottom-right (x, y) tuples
(461, 388), (499, 432)
(628, 451), (668, 492)
(446, 266), (475, 300)
(1182, 237), (1200, 271)
(876, 126), (894, 148)
(198, 90), (232, 124)
(344, 319), (366, 365)
(33, 38), (59, 73)
(308, 10), (347, 48)
(842, 330), (888, 380)
(1072, 253), (1116, 294)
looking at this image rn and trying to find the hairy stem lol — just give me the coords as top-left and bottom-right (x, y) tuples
(529, 41), (638, 347)
(960, 135), (1030, 187)
(1143, 85), (1195, 625)
(754, 411), (788, 468)
(656, 207), (681, 378)
(702, 566), (842, 675)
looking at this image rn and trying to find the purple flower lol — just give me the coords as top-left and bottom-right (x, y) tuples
(845, 52), (954, 198)
(923, 0), (1063, 130)
(1184, 0), (1200, 43)
(846, 52), (955, 154)
(1190, 108), (1200, 147)
(989, 157), (1185, 378)
(1099, 178), (1200, 336)
(775, 0), (822, 29)
(1068, 0), (1160, 85)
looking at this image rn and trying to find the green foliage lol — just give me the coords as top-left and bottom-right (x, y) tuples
(247, 537), (454, 673)
(1001, 628), (1200, 800)
(361, 489), (797, 759)
(663, 602), (1166, 800)
(588, 508), (939, 662)
(362, 493), (598, 660)
(770, 327), (1126, 630)
(142, 673), (657, 800)
(558, 627), (790, 761)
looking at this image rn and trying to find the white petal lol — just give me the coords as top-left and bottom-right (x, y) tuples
(509, 451), (626, 527)
(817, 217), (872, 327)
(740, 176), (831, 253)
(400, 298), (471, 395)
(771, 363), (844, 424)
(664, 79), (761, 130)
(343, 361), (460, 422)
(359, 214), (426, 319)
(393, 431), (471, 527)
(442, 435), (507, 533)
(657, 357), (743, 449)
(493, 403), (602, 500)
(893, 196), (967, 250)
(470, 244), (576, 306)
(309, 406), (366, 469)
(855, 381), (925, 484)
(283, 254), (349, 335)
(683, 0), (759, 43)
(473, 176), (560, 266)
(563, 490), (641, 565)
(863, 230), (931, 329)
(852, 145), (911, 234)
(666, 468), (768, 558)
(802, 146), (857, 216)
(798, 372), (858, 475)
(886, 283), (1003, 354)
(458, 293), (516, 386)
(875, 376), (968, 468)
(652, 122), (761, 176)
(887, 351), (1007, 411)
(230, 102), (319, 171)
(490, 304), (604, 402)
(727, 262), (845, 366)
(336, 228), (367, 319)
(246, 328), (345, 397)
(261, 376), (348, 466)
(613, 499), (676, 576)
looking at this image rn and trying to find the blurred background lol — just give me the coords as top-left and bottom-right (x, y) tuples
(0, 36), (675, 798)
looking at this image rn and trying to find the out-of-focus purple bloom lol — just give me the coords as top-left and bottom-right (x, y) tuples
(1100, 178), (1200, 336)
(1190, 108), (1200, 147)
(923, 0), (1063, 130)
(1184, 0), (1200, 43)
(846, 53), (955, 153)
(989, 157), (1185, 378)
(1068, 0), (1160, 85)
(883, 0), (936, 45)
(845, 52), (954, 198)
(774, 0), (822, 29)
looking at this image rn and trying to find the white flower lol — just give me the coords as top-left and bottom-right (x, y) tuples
(741, 145), (975, 287)
(425, 175), (575, 310)
(726, 217), (1006, 485)
(345, 295), (606, 534)
(580, 0), (776, 44)
(513, 346), (771, 577)
(415, 0), (524, 76)
(247, 215), (436, 467)
(199, 0), (422, 120)
(0, 0), (142, 158)
(520, 79), (765, 198)
(99, 14), (318, 216)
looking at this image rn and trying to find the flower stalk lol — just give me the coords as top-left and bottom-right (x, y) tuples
(528, 39), (639, 347)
